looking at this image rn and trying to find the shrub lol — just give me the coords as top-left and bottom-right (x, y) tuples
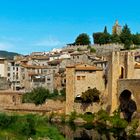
(60, 114), (66, 123)
(22, 87), (50, 105)
(110, 110), (128, 129)
(128, 119), (139, 136)
(82, 113), (94, 123)
(90, 48), (96, 53)
(48, 112), (55, 122)
(69, 111), (77, 123)
(81, 87), (100, 103)
(97, 109), (110, 123)
(0, 113), (13, 128)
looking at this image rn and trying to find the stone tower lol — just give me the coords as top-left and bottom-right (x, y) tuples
(112, 20), (122, 35)
(66, 66), (75, 114)
(107, 51), (135, 113)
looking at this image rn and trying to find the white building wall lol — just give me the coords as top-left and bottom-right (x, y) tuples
(0, 64), (5, 77)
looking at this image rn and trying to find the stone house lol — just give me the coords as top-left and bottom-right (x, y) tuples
(66, 50), (140, 115)
(20, 63), (57, 92)
(7, 60), (21, 90)
(66, 64), (105, 114)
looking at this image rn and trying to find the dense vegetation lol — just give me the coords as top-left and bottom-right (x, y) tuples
(46, 109), (139, 139)
(93, 24), (140, 50)
(0, 113), (65, 140)
(73, 24), (140, 50)
(22, 87), (66, 105)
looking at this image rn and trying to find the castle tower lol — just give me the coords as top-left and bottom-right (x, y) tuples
(107, 52), (120, 113)
(112, 20), (122, 35)
(107, 51), (135, 113)
(66, 66), (75, 114)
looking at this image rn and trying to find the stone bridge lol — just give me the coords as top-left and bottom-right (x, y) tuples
(117, 79), (140, 112)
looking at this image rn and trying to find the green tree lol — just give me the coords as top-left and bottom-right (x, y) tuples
(111, 33), (121, 43)
(22, 87), (50, 105)
(93, 32), (103, 44)
(104, 26), (108, 34)
(132, 33), (140, 45)
(93, 30), (111, 45)
(75, 33), (91, 45)
(120, 24), (132, 49)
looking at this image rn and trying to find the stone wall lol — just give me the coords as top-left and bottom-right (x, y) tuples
(0, 91), (65, 113)
(134, 69), (140, 79)
(0, 92), (22, 108)
(66, 67), (75, 114)
(0, 77), (10, 90)
(118, 79), (140, 112)
(75, 71), (105, 96)
(74, 103), (101, 114)
(107, 51), (135, 113)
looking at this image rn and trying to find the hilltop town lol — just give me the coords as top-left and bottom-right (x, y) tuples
(0, 21), (140, 117)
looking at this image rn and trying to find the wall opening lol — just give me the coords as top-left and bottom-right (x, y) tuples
(119, 90), (137, 122)
(120, 67), (124, 79)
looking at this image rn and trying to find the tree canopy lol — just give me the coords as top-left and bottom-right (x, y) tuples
(120, 24), (132, 49)
(22, 87), (50, 105)
(75, 33), (91, 45)
(92, 24), (140, 49)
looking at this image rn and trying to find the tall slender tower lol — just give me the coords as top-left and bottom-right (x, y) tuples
(112, 20), (122, 35)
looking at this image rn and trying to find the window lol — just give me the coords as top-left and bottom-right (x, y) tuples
(7, 67), (10, 71)
(47, 77), (51, 81)
(77, 76), (80, 80)
(21, 68), (24, 72)
(82, 76), (85, 80)
(7, 73), (10, 77)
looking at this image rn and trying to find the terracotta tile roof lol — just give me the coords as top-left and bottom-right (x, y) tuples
(48, 59), (62, 65)
(67, 64), (103, 71)
(20, 64), (48, 69)
(31, 56), (49, 60)
(70, 52), (85, 56)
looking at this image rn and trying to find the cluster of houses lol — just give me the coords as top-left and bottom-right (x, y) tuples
(0, 45), (108, 93)
(1, 43), (140, 114)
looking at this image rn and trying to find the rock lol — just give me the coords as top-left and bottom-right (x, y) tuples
(74, 118), (87, 125)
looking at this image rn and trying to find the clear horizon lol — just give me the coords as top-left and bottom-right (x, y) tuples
(0, 0), (139, 54)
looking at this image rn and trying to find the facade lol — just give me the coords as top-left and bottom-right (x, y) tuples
(0, 58), (7, 77)
(7, 61), (21, 90)
(66, 50), (140, 114)
(66, 64), (105, 114)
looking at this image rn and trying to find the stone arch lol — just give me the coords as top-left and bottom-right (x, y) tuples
(119, 89), (137, 118)
(119, 89), (136, 103)
(119, 89), (132, 103)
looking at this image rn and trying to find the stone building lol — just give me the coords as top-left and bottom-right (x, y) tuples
(0, 77), (10, 90)
(0, 57), (7, 77)
(66, 64), (105, 114)
(66, 50), (140, 114)
(20, 63), (57, 92)
(107, 51), (140, 113)
(7, 60), (21, 90)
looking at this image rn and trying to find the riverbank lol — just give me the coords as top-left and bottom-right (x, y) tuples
(0, 113), (66, 140)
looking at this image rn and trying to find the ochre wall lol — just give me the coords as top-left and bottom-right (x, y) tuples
(75, 71), (104, 96)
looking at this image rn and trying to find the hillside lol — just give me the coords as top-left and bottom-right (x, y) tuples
(0, 50), (21, 59)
